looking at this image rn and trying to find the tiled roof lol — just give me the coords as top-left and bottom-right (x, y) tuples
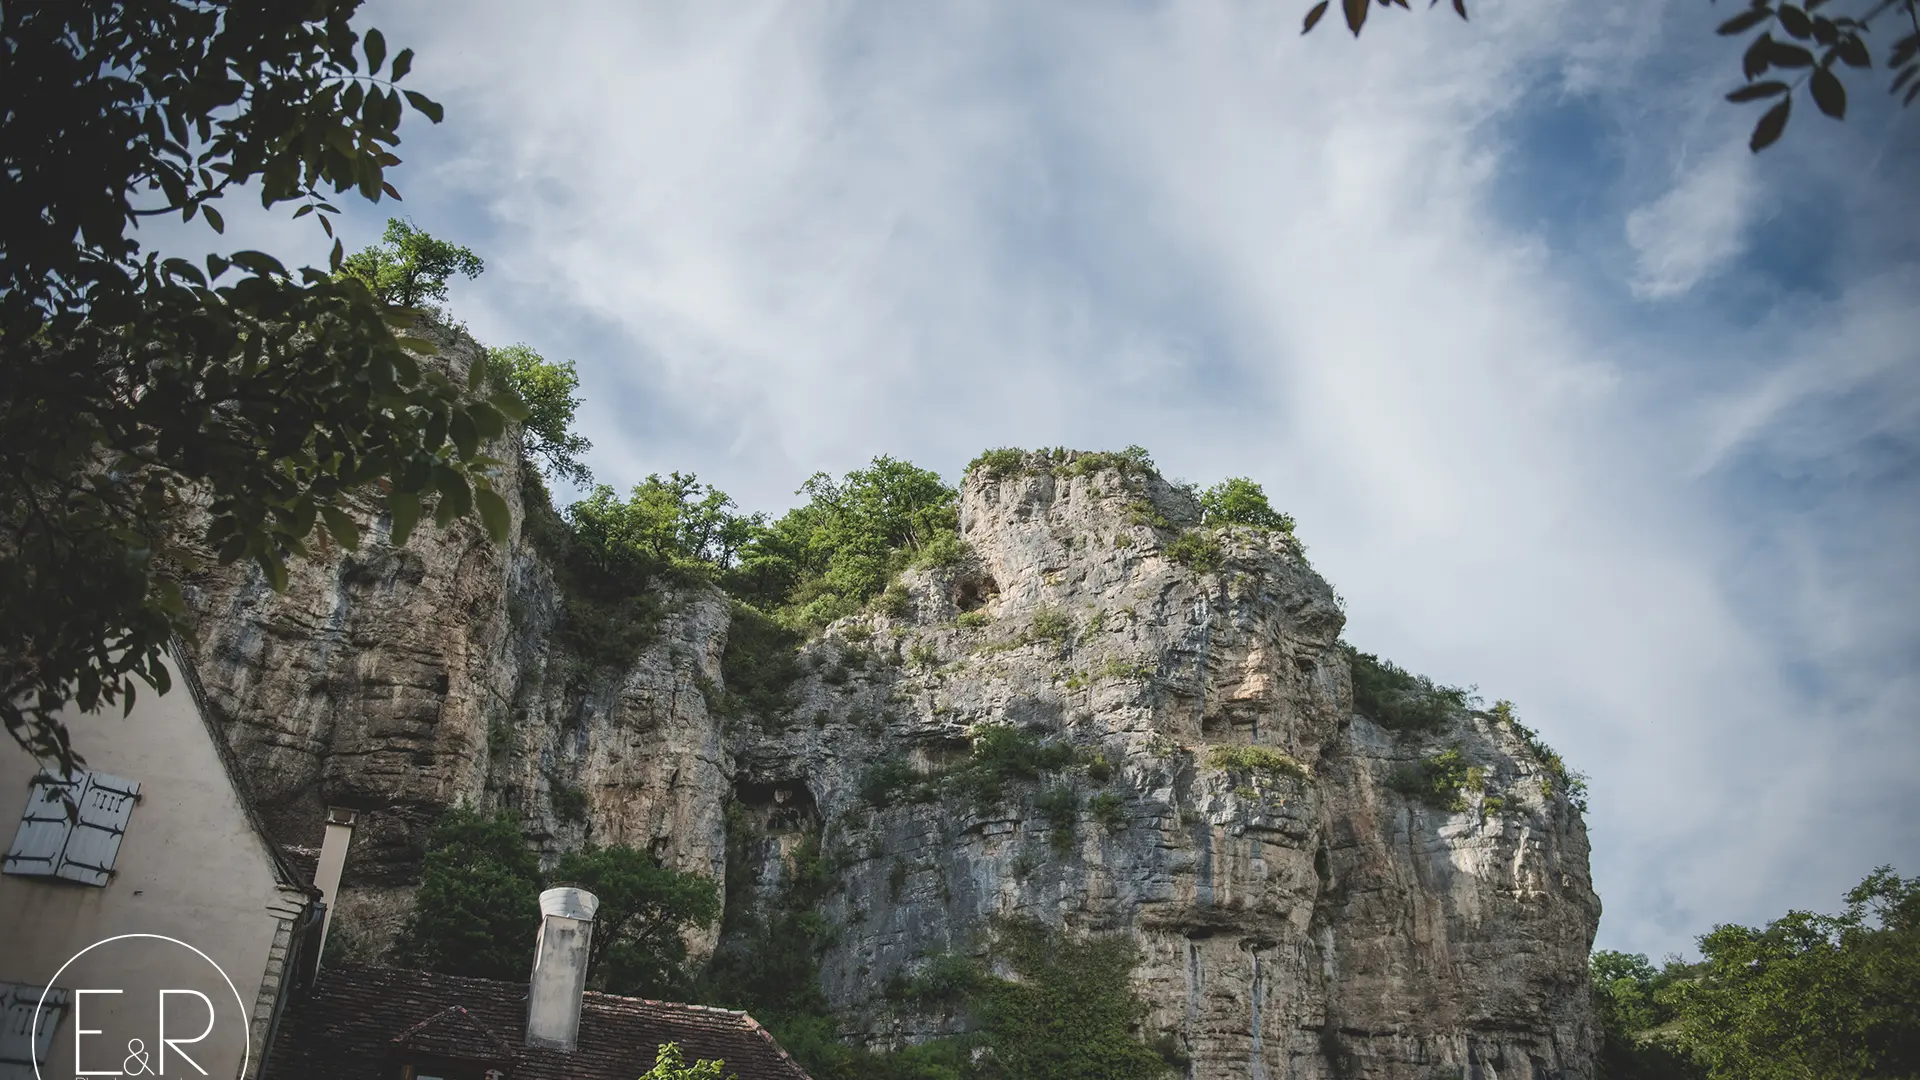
(391, 1005), (517, 1063)
(261, 966), (813, 1080)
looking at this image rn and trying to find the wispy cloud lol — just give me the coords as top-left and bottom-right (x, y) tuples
(1625, 136), (1761, 299)
(250, 0), (1920, 958)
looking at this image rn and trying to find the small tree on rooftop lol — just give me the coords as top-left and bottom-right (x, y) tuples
(638, 1041), (730, 1080)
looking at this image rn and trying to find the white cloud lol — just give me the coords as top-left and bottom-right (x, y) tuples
(299, 0), (1920, 958)
(1624, 136), (1762, 299)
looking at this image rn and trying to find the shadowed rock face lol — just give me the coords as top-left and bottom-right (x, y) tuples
(175, 364), (1600, 1078)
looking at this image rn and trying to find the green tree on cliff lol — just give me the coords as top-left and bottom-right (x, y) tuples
(488, 344), (595, 485)
(338, 217), (484, 310)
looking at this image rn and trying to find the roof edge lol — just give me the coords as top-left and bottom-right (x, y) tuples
(167, 635), (319, 898)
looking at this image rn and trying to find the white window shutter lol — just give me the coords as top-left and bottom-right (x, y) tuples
(2, 774), (79, 878)
(56, 772), (140, 886)
(0, 981), (69, 1079)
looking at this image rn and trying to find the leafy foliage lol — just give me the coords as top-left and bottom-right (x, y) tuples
(716, 601), (804, 724)
(488, 344), (593, 485)
(965, 445), (1161, 485)
(0, 0), (523, 770)
(339, 217), (483, 309)
(393, 807), (541, 980)
(966, 447), (1030, 481)
(1671, 867), (1920, 1080)
(1343, 644), (1471, 733)
(1592, 867), (1920, 1080)
(860, 725), (1078, 810)
(573, 473), (762, 574)
(545, 766), (590, 823)
(1053, 445), (1158, 481)
(515, 470), (663, 681)
(1165, 530), (1225, 572)
(392, 807), (718, 995)
(1088, 791), (1128, 831)
(639, 1041), (731, 1080)
(1198, 478), (1296, 533)
(1208, 744), (1309, 779)
(725, 457), (959, 628)
(555, 844), (721, 1000)
(1036, 784), (1081, 853)
(1299, 0), (1920, 153)
(1488, 699), (1589, 812)
(970, 919), (1173, 1080)
(1592, 951), (1703, 1080)
(1713, 0), (1920, 150)
(1385, 747), (1481, 811)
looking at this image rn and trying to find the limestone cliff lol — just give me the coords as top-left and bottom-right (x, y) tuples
(172, 332), (1600, 1079)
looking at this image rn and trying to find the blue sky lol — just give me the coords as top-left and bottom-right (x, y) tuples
(166, 0), (1919, 959)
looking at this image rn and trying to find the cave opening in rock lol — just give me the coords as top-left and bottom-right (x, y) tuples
(952, 573), (1000, 613)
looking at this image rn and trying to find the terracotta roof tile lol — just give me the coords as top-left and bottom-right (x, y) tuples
(262, 966), (811, 1080)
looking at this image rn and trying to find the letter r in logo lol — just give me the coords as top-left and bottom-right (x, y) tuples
(158, 990), (214, 1076)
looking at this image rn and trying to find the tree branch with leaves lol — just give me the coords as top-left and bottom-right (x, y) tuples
(1, 1), (525, 771)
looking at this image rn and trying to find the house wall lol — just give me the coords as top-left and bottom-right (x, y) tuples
(0, 655), (308, 1080)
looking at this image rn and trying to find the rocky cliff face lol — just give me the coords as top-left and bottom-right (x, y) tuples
(174, 338), (1599, 1079)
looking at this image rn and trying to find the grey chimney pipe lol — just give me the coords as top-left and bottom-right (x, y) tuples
(525, 886), (598, 1051)
(311, 807), (358, 969)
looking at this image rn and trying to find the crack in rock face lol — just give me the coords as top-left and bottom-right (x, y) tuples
(180, 429), (1601, 1079)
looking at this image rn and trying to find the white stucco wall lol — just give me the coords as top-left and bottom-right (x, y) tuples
(0, 655), (308, 1080)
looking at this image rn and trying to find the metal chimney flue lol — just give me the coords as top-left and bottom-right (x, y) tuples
(525, 886), (598, 1051)
(311, 807), (358, 971)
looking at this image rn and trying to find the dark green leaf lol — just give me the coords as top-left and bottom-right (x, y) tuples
(1810, 66), (1846, 117)
(364, 28), (387, 77)
(467, 402), (505, 438)
(391, 48), (414, 82)
(389, 491), (422, 546)
(1727, 80), (1791, 101)
(1893, 65), (1919, 94)
(1750, 96), (1791, 150)
(257, 550), (290, 593)
(202, 204), (224, 234)
(230, 250), (288, 277)
(395, 336), (442, 354)
(1718, 7), (1774, 35)
(449, 410), (479, 459)
(1769, 40), (1815, 67)
(1343, 0), (1369, 35)
(403, 90), (445, 123)
(162, 259), (206, 286)
(1303, 1), (1331, 33)
(489, 389), (533, 423)
(475, 487), (512, 544)
(321, 506), (362, 551)
(1776, 5), (1812, 40)
(1745, 33), (1776, 79)
(1834, 34), (1870, 68)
